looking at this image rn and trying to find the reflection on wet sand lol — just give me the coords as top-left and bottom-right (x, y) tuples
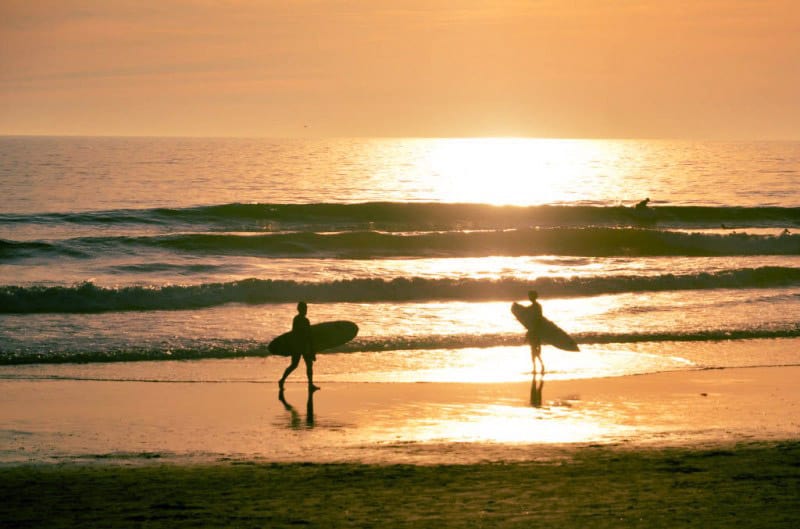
(2, 367), (797, 465)
(269, 365), (787, 454)
(278, 388), (315, 429)
(342, 377), (630, 446)
(530, 375), (544, 408)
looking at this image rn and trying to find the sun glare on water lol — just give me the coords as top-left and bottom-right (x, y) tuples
(424, 138), (614, 205)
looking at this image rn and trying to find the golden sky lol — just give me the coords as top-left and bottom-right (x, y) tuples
(1, 1), (798, 139)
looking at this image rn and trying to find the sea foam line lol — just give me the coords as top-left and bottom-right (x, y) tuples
(2, 228), (799, 260)
(1, 328), (799, 365)
(1, 267), (799, 313)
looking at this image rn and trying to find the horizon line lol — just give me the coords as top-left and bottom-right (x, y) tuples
(2, 133), (799, 143)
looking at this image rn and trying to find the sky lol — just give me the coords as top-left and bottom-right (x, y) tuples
(1, 1), (799, 139)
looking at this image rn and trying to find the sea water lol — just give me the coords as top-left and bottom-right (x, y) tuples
(1, 136), (799, 384)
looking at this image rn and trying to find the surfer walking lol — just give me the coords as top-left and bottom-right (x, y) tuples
(523, 290), (545, 375)
(279, 301), (320, 392)
(512, 290), (578, 376)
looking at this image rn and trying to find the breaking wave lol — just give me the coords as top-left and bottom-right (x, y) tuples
(2, 228), (798, 261)
(2, 202), (798, 230)
(2, 266), (799, 313)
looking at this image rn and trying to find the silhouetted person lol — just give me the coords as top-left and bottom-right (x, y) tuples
(278, 301), (319, 392)
(522, 290), (545, 375)
(635, 197), (650, 210)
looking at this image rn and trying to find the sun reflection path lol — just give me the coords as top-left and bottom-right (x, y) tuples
(424, 138), (625, 205)
(355, 382), (640, 447)
(326, 345), (695, 384)
(402, 404), (623, 444)
(344, 347), (696, 448)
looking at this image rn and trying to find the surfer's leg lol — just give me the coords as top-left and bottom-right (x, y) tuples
(537, 339), (544, 375)
(279, 354), (301, 389)
(530, 338), (542, 375)
(303, 352), (320, 391)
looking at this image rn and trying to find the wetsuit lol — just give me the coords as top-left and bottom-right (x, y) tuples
(291, 313), (313, 362)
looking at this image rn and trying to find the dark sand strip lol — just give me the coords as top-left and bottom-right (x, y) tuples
(2, 441), (799, 528)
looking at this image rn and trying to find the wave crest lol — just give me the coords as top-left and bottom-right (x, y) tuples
(2, 267), (798, 313)
(3, 202), (799, 230)
(2, 228), (798, 261)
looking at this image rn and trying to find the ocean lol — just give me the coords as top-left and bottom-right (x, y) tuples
(1, 136), (799, 384)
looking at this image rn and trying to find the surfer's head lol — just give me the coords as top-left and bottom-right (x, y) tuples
(528, 290), (538, 302)
(297, 301), (307, 315)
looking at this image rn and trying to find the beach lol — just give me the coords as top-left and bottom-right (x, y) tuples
(2, 365), (800, 527)
(2, 137), (799, 527)
(4, 1), (800, 524)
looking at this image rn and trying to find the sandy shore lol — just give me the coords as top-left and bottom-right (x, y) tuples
(1, 442), (799, 528)
(2, 366), (800, 527)
(2, 366), (800, 464)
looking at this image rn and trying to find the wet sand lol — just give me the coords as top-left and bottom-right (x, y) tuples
(2, 366), (800, 464)
(2, 366), (800, 527)
(1, 442), (799, 528)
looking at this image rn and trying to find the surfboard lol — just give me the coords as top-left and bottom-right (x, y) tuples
(268, 320), (359, 356)
(511, 302), (580, 352)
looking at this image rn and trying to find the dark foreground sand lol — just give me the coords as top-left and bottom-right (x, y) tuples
(2, 441), (799, 528)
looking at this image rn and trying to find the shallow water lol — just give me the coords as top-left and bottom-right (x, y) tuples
(1, 136), (798, 383)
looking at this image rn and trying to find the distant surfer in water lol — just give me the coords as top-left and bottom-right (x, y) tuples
(523, 290), (545, 375)
(632, 197), (656, 223)
(279, 301), (320, 392)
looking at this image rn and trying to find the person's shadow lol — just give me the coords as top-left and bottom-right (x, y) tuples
(278, 388), (315, 429)
(530, 374), (544, 408)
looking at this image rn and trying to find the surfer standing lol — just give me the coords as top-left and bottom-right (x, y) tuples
(524, 290), (544, 375)
(279, 301), (320, 392)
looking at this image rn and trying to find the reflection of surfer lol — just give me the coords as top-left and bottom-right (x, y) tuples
(278, 301), (320, 392)
(278, 388), (315, 428)
(530, 375), (544, 408)
(522, 290), (545, 375)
